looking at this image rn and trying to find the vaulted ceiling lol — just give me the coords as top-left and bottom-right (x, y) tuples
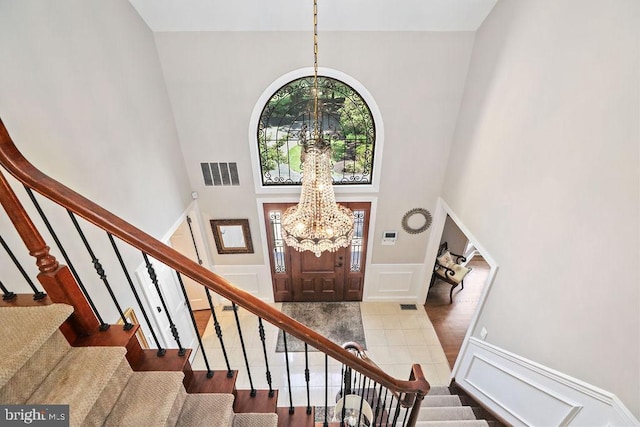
(127, 0), (498, 32)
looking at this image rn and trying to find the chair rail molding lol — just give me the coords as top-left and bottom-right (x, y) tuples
(456, 337), (639, 426)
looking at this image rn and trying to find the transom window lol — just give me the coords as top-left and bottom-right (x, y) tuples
(257, 76), (375, 186)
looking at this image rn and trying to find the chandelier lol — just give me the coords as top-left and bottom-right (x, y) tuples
(280, 0), (354, 257)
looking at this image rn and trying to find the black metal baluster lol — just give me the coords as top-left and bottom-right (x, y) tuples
(142, 252), (185, 355)
(373, 382), (384, 425)
(258, 317), (274, 396)
(305, 343), (312, 415)
(0, 234), (46, 300)
(68, 211), (127, 331)
(402, 398), (410, 427)
(282, 331), (294, 414)
(391, 393), (403, 425)
(323, 353), (329, 427)
(205, 290), (233, 377)
(0, 279), (16, 300)
(185, 216), (203, 265)
(340, 368), (347, 426)
(381, 388), (390, 426)
(339, 364), (346, 427)
(232, 302), (255, 396)
(356, 377), (368, 427)
(107, 233), (164, 352)
(176, 271), (213, 377)
(25, 189), (104, 320)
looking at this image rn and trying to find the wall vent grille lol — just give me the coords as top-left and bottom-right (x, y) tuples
(201, 162), (239, 186)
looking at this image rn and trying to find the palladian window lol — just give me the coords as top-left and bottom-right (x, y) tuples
(257, 76), (375, 186)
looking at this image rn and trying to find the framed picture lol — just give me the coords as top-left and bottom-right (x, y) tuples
(210, 218), (254, 254)
(117, 307), (150, 349)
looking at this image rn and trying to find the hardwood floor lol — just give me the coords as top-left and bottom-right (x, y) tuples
(193, 309), (211, 337)
(424, 256), (490, 368)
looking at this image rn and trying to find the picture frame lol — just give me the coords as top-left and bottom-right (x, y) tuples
(210, 218), (254, 254)
(117, 307), (149, 349)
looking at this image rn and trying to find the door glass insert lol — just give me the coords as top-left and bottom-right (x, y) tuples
(350, 210), (365, 272)
(268, 211), (286, 273)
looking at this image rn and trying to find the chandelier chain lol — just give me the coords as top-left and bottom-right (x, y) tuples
(280, 0), (354, 257)
(313, 0), (320, 141)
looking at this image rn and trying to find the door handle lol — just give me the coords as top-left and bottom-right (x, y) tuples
(335, 263), (343, 267)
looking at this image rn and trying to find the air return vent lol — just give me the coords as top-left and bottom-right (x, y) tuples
(201, 162), (239, 186)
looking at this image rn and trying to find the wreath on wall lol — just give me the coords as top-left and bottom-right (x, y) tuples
(401, 208), (432, 234)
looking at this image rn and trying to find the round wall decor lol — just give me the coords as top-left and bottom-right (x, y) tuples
(401, 208), (432, 234)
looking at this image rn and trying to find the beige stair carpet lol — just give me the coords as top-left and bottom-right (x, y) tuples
(233, 413), (279, 427)
(415, 421), (489, 427)
(83, 358), (134, 426)
(0, 304), (73, 388)
(426, 385), (453, 396)
(177, 394), (235, 427)
(418, 406), (477, 421)
(0, 329), (70, 404)
(27, 346), (126, 427)
(422, 395), (463, 407)
(103, 371), (185, 426)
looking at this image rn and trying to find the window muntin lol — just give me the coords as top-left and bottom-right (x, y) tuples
(258, 76), (375, 186)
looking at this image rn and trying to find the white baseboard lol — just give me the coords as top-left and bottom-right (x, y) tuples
(456, 338), (639, 426)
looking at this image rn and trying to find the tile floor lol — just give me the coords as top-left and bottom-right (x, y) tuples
(190, 302), (451, 408)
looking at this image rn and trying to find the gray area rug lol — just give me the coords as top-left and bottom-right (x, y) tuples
(276, 302), (367, 352)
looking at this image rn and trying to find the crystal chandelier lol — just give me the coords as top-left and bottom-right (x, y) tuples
(280, 0), (354, 257)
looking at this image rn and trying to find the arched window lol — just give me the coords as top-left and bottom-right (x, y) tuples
(257, 76), (375, 186)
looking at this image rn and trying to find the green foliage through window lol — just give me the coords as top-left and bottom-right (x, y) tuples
(258, 76), (375, 185)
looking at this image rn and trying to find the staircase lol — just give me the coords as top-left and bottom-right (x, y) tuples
(415, 385), (500, 426)
(0, 118), (504, 427)
(0, 303), (277, 427)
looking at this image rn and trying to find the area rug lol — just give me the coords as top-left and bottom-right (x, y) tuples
(276, 302), (367, 352)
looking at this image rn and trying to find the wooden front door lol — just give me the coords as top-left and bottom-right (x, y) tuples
(290, 247), (345, 302)
(263, 202), (370, 302)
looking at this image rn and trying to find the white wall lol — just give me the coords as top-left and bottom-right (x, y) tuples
(153, 31), (475, 282)
(0, 0), (192, 326)
(442, 0), (639, 417)
(0, 0), (191, 238)
(440, 215), (468, 256)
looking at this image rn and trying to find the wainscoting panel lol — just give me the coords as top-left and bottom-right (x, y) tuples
(363, 264), (424, 301)
(456, 338), (639, 426)
(211, 264), (274, 302)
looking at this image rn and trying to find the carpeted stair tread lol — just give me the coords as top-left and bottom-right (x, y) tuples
(27, 346), (126, 427)
(416, 421), (489, 427)
(177, 394), (235, 426)
(422, 395), (463, 407)
(82, 358), (134, 426)
(427, 386), (453, 396)
(418, 407), (478, 421)
(0, 304), (72, 389)
(233, 412), (279, 427)
(0, 329), (70, 404)
(103, 371), (185, 426)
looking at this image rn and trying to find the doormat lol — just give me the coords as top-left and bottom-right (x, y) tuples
(276, 302), (367, 353)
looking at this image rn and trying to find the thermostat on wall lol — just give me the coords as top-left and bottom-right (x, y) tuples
(381, 231), (398, 245)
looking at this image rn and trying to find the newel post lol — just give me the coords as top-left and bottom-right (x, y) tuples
(0, 169), (99, 336)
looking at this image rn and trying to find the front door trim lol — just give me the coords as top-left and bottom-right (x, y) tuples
(261, 199), (373, 302)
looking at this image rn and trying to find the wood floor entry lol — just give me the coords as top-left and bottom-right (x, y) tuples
(263, 202), (370, 302)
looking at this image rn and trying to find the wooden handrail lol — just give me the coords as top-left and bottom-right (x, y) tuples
(0, 118), (429, 398)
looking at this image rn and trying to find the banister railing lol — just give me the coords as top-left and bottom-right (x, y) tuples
(0, 118), (430, 424)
